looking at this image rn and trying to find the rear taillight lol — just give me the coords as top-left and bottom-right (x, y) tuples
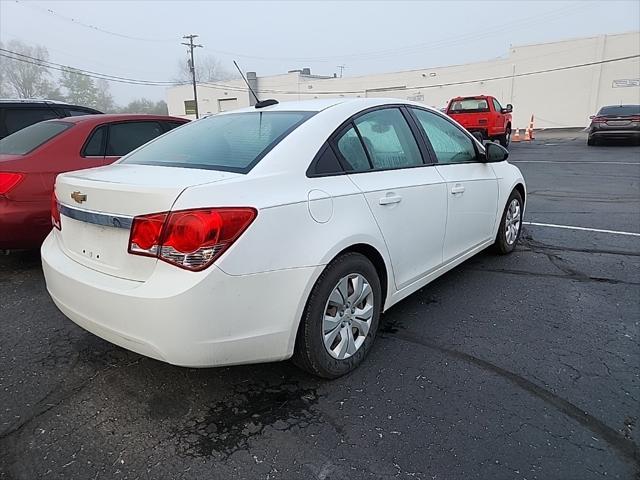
(631, 116), (640, 122)
(0, 172), (24, 195)
(591, 116), (606, 123)
(128, 207), (257, 271)
(51, 191), (61, 230)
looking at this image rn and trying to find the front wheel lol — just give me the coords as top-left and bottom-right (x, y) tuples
(494, 190), (523, 254)
(293, 252), (382, 379)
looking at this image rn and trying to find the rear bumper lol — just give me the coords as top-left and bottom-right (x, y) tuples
(0, 197), (50, 250)
(42, 231), (322, 367)
(589, 129), (640, 139)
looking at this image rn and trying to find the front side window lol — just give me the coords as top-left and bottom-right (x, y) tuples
(106, 121), (164, 156)
(121, 111), (314, 173)
(354, 108), (423, 170)
(0, 121), (72, 155)
(492, 98), (502, 111)
(411, 109), (477, 164)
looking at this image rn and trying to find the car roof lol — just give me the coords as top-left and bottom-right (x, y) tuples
(49, 113), (189, 125)
(0, 99), (101, 110)
(224, 97), (441, 115)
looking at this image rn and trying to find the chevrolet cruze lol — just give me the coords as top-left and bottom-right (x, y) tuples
(42, 98), (526, 378)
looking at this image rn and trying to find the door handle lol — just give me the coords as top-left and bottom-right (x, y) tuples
(451, 184), (465, 195)
(379, 194), (402, 205)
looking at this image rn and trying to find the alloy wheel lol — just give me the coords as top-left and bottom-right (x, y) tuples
(505, 198), (521, 245)
(322, 273), (374, 359)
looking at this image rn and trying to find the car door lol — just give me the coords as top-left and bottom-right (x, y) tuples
(103, 121), (166, 165)
(409, 107), (498, 262)
(332, 107), (447, 290)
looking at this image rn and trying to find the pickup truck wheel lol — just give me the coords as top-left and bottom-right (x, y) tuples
(498, 129), (511, 148)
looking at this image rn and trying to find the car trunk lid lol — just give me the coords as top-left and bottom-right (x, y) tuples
(55, 164), (240, 281)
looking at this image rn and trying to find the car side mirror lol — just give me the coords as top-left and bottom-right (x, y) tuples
(501, 104), (513, 114)
(482, 141), (509, 162)
(589, 115), (595, 119)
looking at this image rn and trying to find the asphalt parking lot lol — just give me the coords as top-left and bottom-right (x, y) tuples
(1, 130), (638, 480)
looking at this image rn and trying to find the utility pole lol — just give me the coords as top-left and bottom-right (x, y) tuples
(337, 64), (346, 78)
(182, 34), (203, 118)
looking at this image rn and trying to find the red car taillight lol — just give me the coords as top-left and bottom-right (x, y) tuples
(128, 207), (257, 271)
(591, 116), (606, 124)
(51, 191), (61, 230)
(0, 172), (24, 195)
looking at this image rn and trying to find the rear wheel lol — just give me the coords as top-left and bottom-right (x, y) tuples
(494, 190), (523, 255)
(293, 253), (381, 379)
(498, 128), (511, 148)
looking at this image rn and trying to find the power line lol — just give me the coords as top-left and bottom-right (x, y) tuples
(0, 48), (182, 86)
(197, 54), (640, 95)
(14, 0), (177, 43)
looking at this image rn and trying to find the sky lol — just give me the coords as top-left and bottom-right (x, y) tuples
(1, 0), (639, 105)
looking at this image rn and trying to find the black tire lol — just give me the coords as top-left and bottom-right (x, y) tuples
(292, 252), (382, 379)
(494, 189), (523, 255)
(587, 136), (597, 146)
(498, 128), (511, 148)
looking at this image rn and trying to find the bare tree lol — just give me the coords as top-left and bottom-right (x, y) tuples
(174, 54), (236, 84)
(0, 40), (57, 98)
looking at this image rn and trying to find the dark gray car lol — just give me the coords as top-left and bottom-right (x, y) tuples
(0, 99), (102, 139)
(587, 104), (640, 145)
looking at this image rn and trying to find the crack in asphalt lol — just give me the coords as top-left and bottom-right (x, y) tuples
(521, 236), (640, 258)
(469, 267), (640, 286)
(384, 331), (640, 468)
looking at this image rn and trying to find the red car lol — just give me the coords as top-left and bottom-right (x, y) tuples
(445, 95), (513, 147)
(0, 114), (188, 250)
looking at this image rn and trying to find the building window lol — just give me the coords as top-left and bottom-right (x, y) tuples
(184, 100), (196, 115)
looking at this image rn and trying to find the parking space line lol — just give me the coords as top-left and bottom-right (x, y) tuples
(512, 161), (639, 165)
(524, 222), (640, 237)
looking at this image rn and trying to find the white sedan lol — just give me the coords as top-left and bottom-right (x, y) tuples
(42, 98), (525, 378)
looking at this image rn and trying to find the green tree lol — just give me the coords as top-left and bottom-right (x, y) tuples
(120, 98), (168, 115)
(0, 40), (56, 98)
(60, 67), (99, 107)
(94, 79), (116, 112)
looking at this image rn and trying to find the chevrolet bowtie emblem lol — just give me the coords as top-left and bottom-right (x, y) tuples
(71, 191), (87, 204)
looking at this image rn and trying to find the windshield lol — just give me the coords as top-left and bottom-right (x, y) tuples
(120, 111), (315, 173)
(448, 98), (491, 113)
(0, 121), (72, 155)
(598, 105), (640, 116)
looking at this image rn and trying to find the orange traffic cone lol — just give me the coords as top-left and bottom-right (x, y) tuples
(524, 128), (531, 142)
(528, 115), (535, 140)
(512, 128), (521, 142)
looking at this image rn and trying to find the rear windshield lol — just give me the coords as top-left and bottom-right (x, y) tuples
(0, 121), (72, 155)
(120, 111), (315, 173)
(598, 105), (640, 116)
(448, 98), (491, 113)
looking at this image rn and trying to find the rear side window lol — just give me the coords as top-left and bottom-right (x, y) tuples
(67, 109), (95, 117)
(309, 144), (344, 176)
(4, 108), (59, 135)
(0, 121), (72, 155)
(354, 108), (423, 170)
(336, 126), (370, 172)
(121, 111), (314, 173)
(82, 126), (107, 156)
(106, 121), (164, 156)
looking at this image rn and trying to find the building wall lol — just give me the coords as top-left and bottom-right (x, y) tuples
(167, 31), (640, 128)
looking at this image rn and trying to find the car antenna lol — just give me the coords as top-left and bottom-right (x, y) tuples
(233, 61), (278, 109)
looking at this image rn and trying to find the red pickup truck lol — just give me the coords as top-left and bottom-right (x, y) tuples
(445, 95), (513, 147)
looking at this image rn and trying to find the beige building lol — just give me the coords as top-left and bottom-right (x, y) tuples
(167, 31), (640, 129)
